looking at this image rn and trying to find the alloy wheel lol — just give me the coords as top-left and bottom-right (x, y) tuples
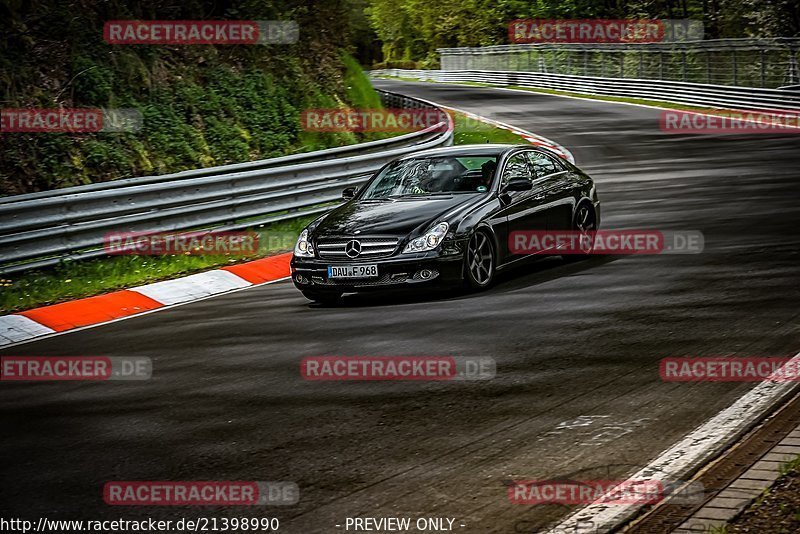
(575, 204), (596, 254)
(467, 231), (494, 286)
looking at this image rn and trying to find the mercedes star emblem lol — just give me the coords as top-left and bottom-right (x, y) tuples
(345, 239), (361, 258)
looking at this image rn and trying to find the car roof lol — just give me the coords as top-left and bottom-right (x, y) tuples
(397, 144), (531, 159)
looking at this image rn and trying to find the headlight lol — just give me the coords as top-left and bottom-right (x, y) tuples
(294, 229), (314, 257)
(403, 222), (449, 254)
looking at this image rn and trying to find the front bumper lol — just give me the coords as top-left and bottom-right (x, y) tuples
(291, 250), (464, 293)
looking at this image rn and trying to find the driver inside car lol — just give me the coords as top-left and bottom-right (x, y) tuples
(409, 159), (460, 193)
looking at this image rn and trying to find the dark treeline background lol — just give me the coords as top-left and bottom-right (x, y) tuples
(361, 0), (800, 67)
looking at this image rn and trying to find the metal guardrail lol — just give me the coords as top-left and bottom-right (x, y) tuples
(438, 38), (800, 89)
(371, 69), (800, 111)
(0, 90), (453, 274)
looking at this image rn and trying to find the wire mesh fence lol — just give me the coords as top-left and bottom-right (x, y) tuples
(439, 39), (800, 89)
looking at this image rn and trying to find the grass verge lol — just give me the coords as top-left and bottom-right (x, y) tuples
(0, 110), (527, 313)
(0, 217), (314, 313)
(450, 110), (529, 145)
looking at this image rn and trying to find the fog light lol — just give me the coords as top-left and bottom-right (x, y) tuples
(419, 269), (433, 279)
(295, 274), (307, 284)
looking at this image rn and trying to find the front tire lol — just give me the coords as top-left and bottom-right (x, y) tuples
(464, 230), (496, 290)
(302, 290), (342, 306)
(564, 202), (597, 260)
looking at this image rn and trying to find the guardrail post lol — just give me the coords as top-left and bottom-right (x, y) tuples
(706, 51), (711, 84)
(659, 51), (664, 80)
(639, 51), (644, 78)
(732, 48), (738, 86)
(681, 50), (687, 81)
(619, 52), (624, 78)
(760, 49), (766, 88)
(583, 50), (588, 76)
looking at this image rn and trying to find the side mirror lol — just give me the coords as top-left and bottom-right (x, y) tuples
(342, 187), (357, 200)
(501, 178), (533, 193)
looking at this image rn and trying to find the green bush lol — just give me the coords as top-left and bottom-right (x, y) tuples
(0, 1), (385, 196)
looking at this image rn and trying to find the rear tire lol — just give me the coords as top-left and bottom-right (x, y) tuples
(463, 230), (496, 290)
(302, 290), (342, 306)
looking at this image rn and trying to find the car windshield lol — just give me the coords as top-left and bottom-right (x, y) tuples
(359, 155), (498, 200)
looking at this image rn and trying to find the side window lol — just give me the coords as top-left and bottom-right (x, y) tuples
(528, 152), (564, 179)
(501, 153), (533, 183)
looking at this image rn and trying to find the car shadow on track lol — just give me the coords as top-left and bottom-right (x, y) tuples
(304, 254), (620, 309)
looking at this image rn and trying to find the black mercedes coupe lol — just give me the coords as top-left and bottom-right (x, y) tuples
(290, 144), (600, 304)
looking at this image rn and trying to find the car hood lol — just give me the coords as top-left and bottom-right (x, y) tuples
(313, 195), (481, 237)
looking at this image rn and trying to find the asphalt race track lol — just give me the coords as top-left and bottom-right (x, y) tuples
(2, 80), (799, 533)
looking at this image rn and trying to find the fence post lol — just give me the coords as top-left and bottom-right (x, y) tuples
(706, 51), (711, 84)
(791, 48), (799, 84)
(732, 48), (738, 85)
(659, 51), (664, 80)
(583, 50), (588, 76)
(760, 48), (766, 87)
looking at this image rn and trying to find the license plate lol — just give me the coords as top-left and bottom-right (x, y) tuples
(327, 264), (379, 279)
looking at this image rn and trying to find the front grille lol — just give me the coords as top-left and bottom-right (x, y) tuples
(316, 236), (399, 260)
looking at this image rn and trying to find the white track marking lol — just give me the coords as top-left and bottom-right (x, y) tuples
(130, 269), (251, 305)
(0, 315), (56, 346)
(546, 352), (800, 533)
(0, 277), (291, 349)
